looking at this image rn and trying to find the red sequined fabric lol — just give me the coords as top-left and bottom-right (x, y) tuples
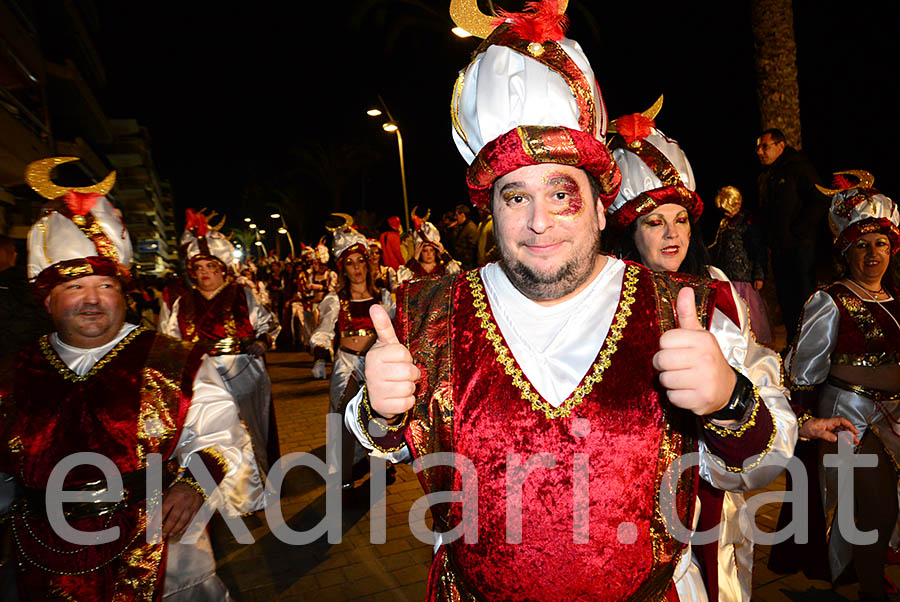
(177, 282), (255, 344)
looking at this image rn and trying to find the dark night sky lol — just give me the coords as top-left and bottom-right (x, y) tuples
(90, 1), (900, 244)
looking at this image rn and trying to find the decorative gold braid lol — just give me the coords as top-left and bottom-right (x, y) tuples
(703, 386), (761, 438)
(172, 474), (207, 500)
(11, 509), (147, 576)
(465, 264), (639, 419)
(197, 447), (231, 477)
(791, 384), (816, 392)
(356, 386), (408, 453)
(796, 411), (814, 430)
(705, 394), (778, 473)
(39, 327), (148, 383)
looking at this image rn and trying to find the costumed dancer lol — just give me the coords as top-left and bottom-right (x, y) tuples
(378, 216), (405, 270)
(346, 2), (796, 600)
(310, 215), (395, 488)
(605, 105), (803, 602)
(781, 171), (899, 601)
(0, 157), (263, 601)
(289, 245), (317, 349)
(159, 210), (281, 477)
(367, 239), (400, 293)
(397, 207), (462, 280)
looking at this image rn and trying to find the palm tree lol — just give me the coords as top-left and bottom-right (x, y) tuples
(751, 0), (803, 148)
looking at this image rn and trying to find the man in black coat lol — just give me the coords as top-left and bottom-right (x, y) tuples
(756, 128), (828, 345)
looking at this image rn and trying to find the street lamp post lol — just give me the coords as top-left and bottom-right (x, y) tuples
(270, 212), (295, 257)
(367, 95), (411, 232)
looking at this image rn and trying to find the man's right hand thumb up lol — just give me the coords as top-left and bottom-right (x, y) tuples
(365, 304), (420, 419)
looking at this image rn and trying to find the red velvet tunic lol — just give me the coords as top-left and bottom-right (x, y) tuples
(0, 329), (206, 602)
(176, 281), (256, 344)
(337, 297), (379, 338)
(824, 283), (900, 365)
(362, 263), (774, 601)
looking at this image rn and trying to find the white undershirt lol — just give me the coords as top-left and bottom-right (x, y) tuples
(480, 258), (626, 407)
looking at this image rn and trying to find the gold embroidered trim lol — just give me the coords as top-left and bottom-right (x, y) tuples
(39, 327), (148, 383)
(357, 386), (408, 453)
(466, 264), (639, 419)
(797, 411), (814, 430)
(703, 386), (761, 438)
(198, 447), (231, 477)
(173, 474), (207, 500)
(791, 384), (816, 392)
(706, 395), (777, 473)
(832, 352), (900, 367)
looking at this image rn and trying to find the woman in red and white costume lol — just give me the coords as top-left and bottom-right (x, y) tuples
(785, 172), (900, 601)
(310, 217), (395, 488)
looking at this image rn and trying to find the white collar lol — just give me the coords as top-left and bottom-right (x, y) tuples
(50, 323), (140, 376)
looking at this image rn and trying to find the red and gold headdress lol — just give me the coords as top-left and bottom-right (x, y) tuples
(605, 98), (703, 230)
(25, 157), (132, 297)
(181, 208), (235, 270)
(818, 171), (900, 255)
(450, 0), (619, 207)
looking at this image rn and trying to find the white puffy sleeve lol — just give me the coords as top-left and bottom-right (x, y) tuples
(244, 285), (280, 342)
(698, 274), (798, 491)
(172, 357), (265, 514)
(310, 292), (340, 349)
(784, 290), (839, 388)
(158, 297), (183, 338)
(380, 287), (396, 320)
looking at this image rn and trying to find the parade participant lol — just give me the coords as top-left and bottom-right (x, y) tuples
(399, 213), (461, 279)
(347, 2), (796, 600)
(378, 216), (405, 270)
(784, 171), (899, 600)
(289, 246), (316, 349)
(604, 109), (808, 601)
(310, 215), (395, 487)
(367, 239), (400, 293)
(0, 157), (262, 601)
(159, 209), (281, 476)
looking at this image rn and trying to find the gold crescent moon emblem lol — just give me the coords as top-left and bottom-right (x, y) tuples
(816, 170), (875, 196)
(450, 0), (569, 40)
(325, 212), (354, 232)
(607, 95), (664, 134)
(25, 156), (116, 201)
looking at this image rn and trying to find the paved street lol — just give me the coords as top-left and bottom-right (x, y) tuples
(209, 349), (899, 601)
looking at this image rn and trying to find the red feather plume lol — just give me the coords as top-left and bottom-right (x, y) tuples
(494, 0), (569, 43)
(832, 174), (855, 190)
(185, 209), (209, 236)
(63, 191), (101, 216)
(617, 113), (656, 145)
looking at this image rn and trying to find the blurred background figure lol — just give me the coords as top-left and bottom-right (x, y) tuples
(708, 185), (773, 345)
(0, 235), (51, 358)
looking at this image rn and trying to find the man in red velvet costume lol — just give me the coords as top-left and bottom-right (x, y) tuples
(159, 210), (281, 476)
(0, 158), (262, 601)
(344, 2), (797, 600)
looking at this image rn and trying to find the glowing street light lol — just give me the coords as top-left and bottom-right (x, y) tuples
(270, 211), (295, 256)
(249, 223), (257, 229)
(244, 217), (252, 223)
(451, 26), (472, 38)
(258, 229), (266, 235)
(269, 213), (280, 219)
(367, 95), (410, 231)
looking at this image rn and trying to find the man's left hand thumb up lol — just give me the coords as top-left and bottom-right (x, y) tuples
(653, 287), (738, 416)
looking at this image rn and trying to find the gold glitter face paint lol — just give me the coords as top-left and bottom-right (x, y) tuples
(544, 172), (584, 218)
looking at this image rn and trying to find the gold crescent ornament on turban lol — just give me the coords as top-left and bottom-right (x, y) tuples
(607, 95), (664, 134)
(816, 170), (875, 196)
(325, 213), (354, 232)
(450, 0), (569, 39)
(25, 157), (116, 200)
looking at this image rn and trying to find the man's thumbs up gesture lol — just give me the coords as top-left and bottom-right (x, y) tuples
(365, 304), (420, 420)
(653, 287), (738, 417)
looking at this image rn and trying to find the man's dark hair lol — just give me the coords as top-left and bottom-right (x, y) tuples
(760, 128), (786, 144)
(455, 204), (470, 218)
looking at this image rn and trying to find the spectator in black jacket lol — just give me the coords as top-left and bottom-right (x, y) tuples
(0, 236), (51, 358)
(452, 204), (479, 270)
(756, 128), (828, 344)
